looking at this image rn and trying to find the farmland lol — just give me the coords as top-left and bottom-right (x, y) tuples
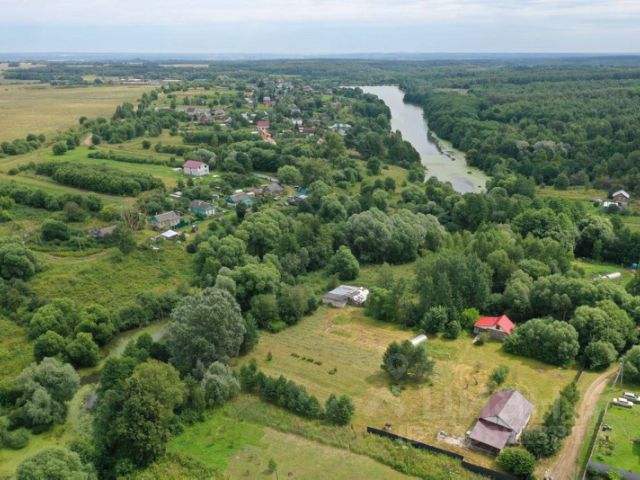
(0, 84), (152, 142)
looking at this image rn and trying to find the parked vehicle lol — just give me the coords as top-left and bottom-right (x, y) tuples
(612, 397), (634, 408)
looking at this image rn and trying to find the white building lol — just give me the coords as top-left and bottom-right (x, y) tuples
(183, 160), (209, 177)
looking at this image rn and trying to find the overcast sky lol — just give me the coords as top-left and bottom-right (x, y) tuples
(1, 0), (639, 54)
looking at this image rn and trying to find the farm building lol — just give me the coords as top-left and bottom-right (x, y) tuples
(190, 200), (215, 217)
(151, 211), (181, 230)
(473, 314), (515, 340)
(322, 285), (369, 308)
(159, 229), (180, 241)
(262, 181), (284, 198)
(468, 388), (534, 455)
(611, 190), (631, 205)
(227, 192), (253, 208)
(183, 160), (209, 177)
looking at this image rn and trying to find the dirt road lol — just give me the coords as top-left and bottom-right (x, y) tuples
(547, 371), (613, 480)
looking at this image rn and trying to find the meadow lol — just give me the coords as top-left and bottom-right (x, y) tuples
(238, 305), (585, 467)
(28, 243), (193, 309)
(169, 407), (415, 480)
(0, 84), (152, 142)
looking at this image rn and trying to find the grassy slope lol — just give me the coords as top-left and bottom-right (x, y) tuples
(0, 318), (32, 384)
(29, 243), (192, 309)
(169, 398), (483, 479)
(238, 305), (581, 468)
(0, 84), (152, 141)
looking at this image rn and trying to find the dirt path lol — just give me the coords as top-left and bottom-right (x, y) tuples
(547, 371), (613, 480)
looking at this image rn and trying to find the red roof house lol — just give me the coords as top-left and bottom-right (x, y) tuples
(256, 120), (271, 131)
(473, 314), (515, 340)
(183, 160), (209, 177)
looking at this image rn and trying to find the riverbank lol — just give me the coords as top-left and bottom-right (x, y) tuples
(360, 85), (488, 193)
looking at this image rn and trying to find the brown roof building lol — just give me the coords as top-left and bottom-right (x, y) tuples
(468, 388), (533, 455)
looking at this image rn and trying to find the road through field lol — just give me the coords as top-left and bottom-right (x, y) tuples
(547, 371), (613, 480)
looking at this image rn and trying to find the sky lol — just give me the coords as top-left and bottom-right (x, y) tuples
(0, 0), (639, 55)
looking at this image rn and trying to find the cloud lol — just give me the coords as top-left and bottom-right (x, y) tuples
(3, 0), (640, 26)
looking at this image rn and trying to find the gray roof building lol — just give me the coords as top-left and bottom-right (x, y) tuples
(468, 388), (534, 454)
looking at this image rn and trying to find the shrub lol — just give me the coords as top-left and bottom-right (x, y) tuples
(497, 447), (536, 478)
(325, 394), (355, 425)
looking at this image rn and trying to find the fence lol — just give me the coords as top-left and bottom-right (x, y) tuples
(586, 462), (640, 480)
(366, 427), (519, 480)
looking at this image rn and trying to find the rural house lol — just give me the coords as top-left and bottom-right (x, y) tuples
(256, 120), (271, 132)
(227, 192), (253, 208)
(151, 211), (181, 230)
(611, 190), (630, 205)
(473, 314), (515, 340)
(262, 181), (284, 198)
(189, 200), (215, 217)
(468, 388), (533, 455)
(183, 160), (209, 177)
(322, 285), (369, 308)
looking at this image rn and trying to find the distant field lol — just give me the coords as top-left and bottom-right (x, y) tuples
(239, 305), (582, 467)
(592, 403), (640, 473)
(0, 84), (152, 141)
(538, 186), (606, 202)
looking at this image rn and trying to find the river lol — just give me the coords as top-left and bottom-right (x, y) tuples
(360, 85), (488, 194)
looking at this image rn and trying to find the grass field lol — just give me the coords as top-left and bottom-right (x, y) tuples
(537, 186), (607, 202)
(0, 318), (33, 384)
(29, 243), (193, 309)
(0, 84), (152, 142)
(170, 409), (414, 480)
(238, 305), (581, 467)
(592, 402), (640, 473)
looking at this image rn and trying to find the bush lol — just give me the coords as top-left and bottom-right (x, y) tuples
(41, 219), (70, 242)
(443, 320), (461, 339)
(51, 142), (67, 156)
(497, 447), (536, 478)
(325, 394), (355, 426)
(488, 365), (509, 388)
(3, 428), (31, 449)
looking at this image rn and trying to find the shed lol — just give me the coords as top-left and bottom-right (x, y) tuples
(322, 285), (369, 308)
(160, 229), (180, 240)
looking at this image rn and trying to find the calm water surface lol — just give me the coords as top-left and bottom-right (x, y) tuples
(360, 85), (488, 193)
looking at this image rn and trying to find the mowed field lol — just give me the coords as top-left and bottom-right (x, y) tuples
(169, 408), (415, 480)
(0, 84), (152, 141)
(239, 306), (585, 467)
